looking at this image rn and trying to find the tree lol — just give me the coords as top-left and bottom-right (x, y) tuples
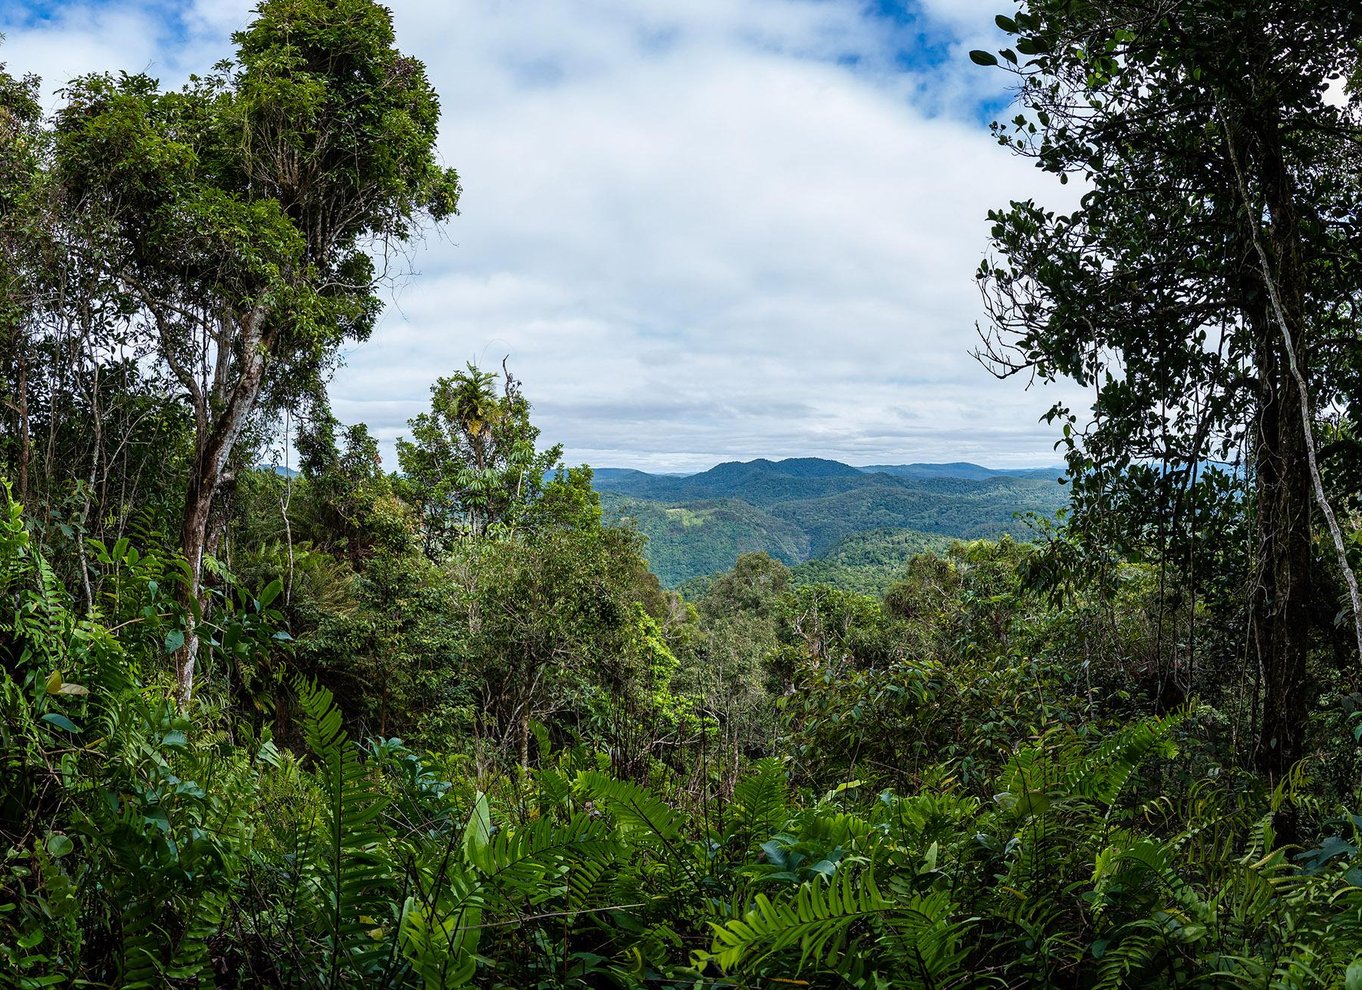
(973, 1), (1362, 777)
(52, 0), (460, 708)
(0, 55), (44, 504)
(398, 363), (563, 546)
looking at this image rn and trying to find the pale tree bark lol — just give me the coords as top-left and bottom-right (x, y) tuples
(165, 303), (271, 711)
(16, 344), (29, 503)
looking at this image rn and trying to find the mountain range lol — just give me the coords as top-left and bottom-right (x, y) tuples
(593, 457), (1066, 587)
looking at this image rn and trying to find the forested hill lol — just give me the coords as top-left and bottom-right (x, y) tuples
(594, 457), (1066, 585)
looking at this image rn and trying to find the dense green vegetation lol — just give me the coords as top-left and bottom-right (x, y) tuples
(601, 493), (811, 585)
(789, 528), (954, 594)
(599, 459), (1064, 585)
(3, 1), (1362, 987)
(9, 494), (1362, 987)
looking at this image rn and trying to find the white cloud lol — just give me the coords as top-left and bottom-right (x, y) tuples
(2, 0), (1078, 472)
(2, 5), (164, 93)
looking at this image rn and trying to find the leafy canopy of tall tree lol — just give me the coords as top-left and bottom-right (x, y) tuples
(398, 362), (563, 543)
(52, 0), (461, 708)
(973, 1), (1362, 776)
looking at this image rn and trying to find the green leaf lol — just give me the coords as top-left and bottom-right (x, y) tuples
(463, 792), (492, 861)
(45, 833), (74, 858)
(164, 629), (185, 653)
(1347, 960), (1362, 990)
(41, 713), (80, 734)
(969, 50), (999, 67)
(257, 578), (283, 609)
(995, 14), (1018, 32)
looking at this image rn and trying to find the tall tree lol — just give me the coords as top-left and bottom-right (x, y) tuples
(973, 1), (1362, 775)
(52, 0), (460, 708)
(398, 362), (563, 546)
(0, 56), (44, 504)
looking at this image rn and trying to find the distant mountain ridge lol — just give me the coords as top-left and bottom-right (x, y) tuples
(860, 462), (1062, 481)
(593, 457), (1066, 586)
(591, 457), (1063, 487)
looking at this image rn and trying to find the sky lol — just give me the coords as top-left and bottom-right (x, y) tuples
(1, 0), (1084, 473)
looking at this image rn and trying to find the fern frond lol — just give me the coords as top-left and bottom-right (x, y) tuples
(1067, 714), (1183, 808)
(701, 871), (890, 974)
(732, 758), (789, 840)
(296, 677), (394, 983)
(877, 889), (972, 983)
(472, 809), (618, 904)
(400, 865), (483, 990)
(575, 771), (686, 850)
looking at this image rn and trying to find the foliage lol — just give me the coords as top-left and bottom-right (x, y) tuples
(790, 527), (953, 595)
(398, 363), (563, 545)
(5, 3), (1362, 987)
(4, 464), (1362, 986)
(972, 0), (1362, 774)
(48, 0), (460, 707)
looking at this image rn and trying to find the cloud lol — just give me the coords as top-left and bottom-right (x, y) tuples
(2, 0), (1079, 472)
(2, 4), (166, 92)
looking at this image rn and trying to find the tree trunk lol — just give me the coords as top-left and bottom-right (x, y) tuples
(16, 344), (29, 503)
(1246, 107), (1314, 782)
(174, 459), (215, 711)
(1250, 332), (1312, 780)
(172, 317), (270, 711)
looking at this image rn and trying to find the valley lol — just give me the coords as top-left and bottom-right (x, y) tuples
(594, 456), (1066, 585)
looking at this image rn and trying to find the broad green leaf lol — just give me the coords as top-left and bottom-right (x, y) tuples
(464, 792), (492, 861)
(257, 578), (283, 609)
(1347, 960), (1362, 990)
(41, 713), (80, 734)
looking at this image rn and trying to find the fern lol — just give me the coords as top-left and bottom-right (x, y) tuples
(731, 757), (790, 841)
(400, 861), (484, 990)
(470, 808), (618, 903)
(399, 787), (626, 986)
(995, 714), (1184, 822)
(296, 677), (395, 985)
(1067, 714), (1183, 808)
(574, 771), (686, 848)
(700, 870), (892, 974)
